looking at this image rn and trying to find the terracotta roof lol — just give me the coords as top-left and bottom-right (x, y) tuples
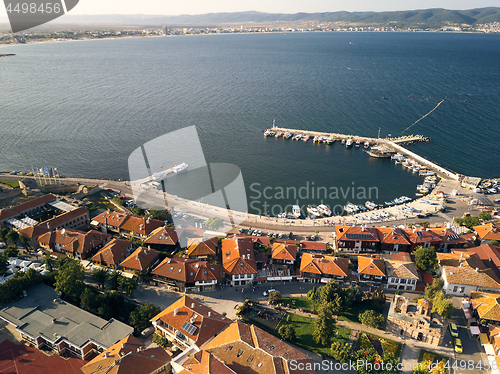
(180, 350), (236, 374)
(18, 224), (50, 240)
(187, 237), (218, 257)
(299, 253), (349, 277)
(144, 226), (179, 246)
(301, 241), (328, 251)
(151, 296), (231, 347)
(271, 243), (297, 261)
(335, 225), (380, 242)
(37, 228), (109, 255)
(377, 227), (411, 245)
(383, 254), (419, 280)
(202, 321), (315, 374)
(0, 194), (55, 222)
(402, 228), (442, 244)
(474, 224), (500, 241)
(119, 247), (160, 272)
(81, 333), (170, 374)
(151, 257), (220, 284)
(358, 256), (386, 277)
(466, 244), (500, 279)
(92, 211), (165, 236)
(222, 237), (257, 276)
(443, 266), (500, 289)
(430, 228), (467, 246)
(91, 238), (132, 267)
(38, 207), (89, 229)
(437, 251), (486, 269)
(470, 291), (500, 322)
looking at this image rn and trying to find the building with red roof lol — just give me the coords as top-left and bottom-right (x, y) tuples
(358, 255), (386, 285)
(91, 210), (165, 239)
(221, 237), (257, 286)
(37, 228), (110, 259)
(465, 244), (500, 280)
(151, 296), (231, 350)
(144, 226), (179, 252)
(151, 256), (221, 292)
(301, 241), (328, 253)
(119, 247), (160, 274)
(186, 237), (218, 259)
(90, 238), (133, 269)
(334, 225), (380, 253)
(378, 227), (412, 253)
(271, 242), (297, 268)
(402, 228), (442, 251)
(430, 227), (468, 252)
(299, 253), (349, 283)
(0, 194), (55, 229)
(474, 223), (500, 244)
(383, 252), (420, 291)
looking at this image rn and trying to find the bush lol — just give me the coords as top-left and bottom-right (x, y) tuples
(359, 310), (386, 329)
(268, 291), (281, 303)
(152, 333), (167, 348)
(278, 324), (296, 341)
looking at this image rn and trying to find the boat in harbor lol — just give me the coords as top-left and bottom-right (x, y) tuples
(326, 137), (334, 144)
(313, 136), (319, 143)
(346, 138), (353, 148)
(343, 203), (359, 214)
(275, 131), (282, 138)
(173, 163), (188, 173)
(318, 204), (332, 216)
(365, 145), (394, 158)
(364, 141), (370, 149)
(306, 205), (321, 218)
(355, 140), (361, 147)
(365, 201), (378, 210)
(292, 205), (301, 218)
(284, 132), (292, 139)
(264, 130), (270, 137)
(303, 135), (310, 142)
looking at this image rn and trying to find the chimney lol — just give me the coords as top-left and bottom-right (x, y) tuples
(104, 352), (109, 358)
(460, 252), (464, 258)
(191, 303), (195, 308)
(208, 311), (211, 317)
(174, 308), (178, 316)
(121, 343), (126, 349)
(475, 267), (479, 272)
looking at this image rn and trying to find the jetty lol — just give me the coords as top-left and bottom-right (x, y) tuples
(0, 54), (15, 57)
(267, 126), (430, 145)
(265, 126), (459, 180)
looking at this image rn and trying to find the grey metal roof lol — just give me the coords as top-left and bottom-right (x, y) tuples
(0, 284), (133, 349)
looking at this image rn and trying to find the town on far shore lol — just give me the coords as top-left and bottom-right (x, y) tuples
(0, 171), (500, 374)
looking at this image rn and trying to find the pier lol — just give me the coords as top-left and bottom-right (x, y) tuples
(267, 127), (430, 145)
(265, 126), (459, 180)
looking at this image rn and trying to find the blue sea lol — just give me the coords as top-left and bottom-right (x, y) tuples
(0, 32), (499, 215)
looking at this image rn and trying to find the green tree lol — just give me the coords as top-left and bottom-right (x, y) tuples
(19, 234), (29, 247)
(54, 259), (85, 304)
(152, 333), (167, 348)
(92, 267), (108, 289)
(56, 256), (68, 269)
(331, 341), (351, 363)
(359, 310), (386, 329)
(488, 240), (500, 246)
(0, 255), (8, 275)
(113, 196), (124, 206)
(119, 276), (138, 296)
(353, 347), (378, 374)
(313, 303), (337, 346)
(268, 290), (281, 303)
(0, 228), (8, 241)
(42, 254), (54, 272)
(479, 211), (492, 221)
(307, 286), (317, 300)
(108, 269), (122, 290)
(80, 287), (100, 313)
(412, 246), (438, 273)
(431, 291), (453, 319)
(129, 303), (161, 333)
(3, 245), (19, 258)
(380, 352), (401, 374)
(147, 208), (170, 221)
(278, 324), (296, 341)
(5, 230), (18, 244)
(345, 285), (364, 303)
(424, 278), (444, 301)
(454, 216), (481, 230)
(134, 269), (145, 282)
(205, 217), (224, 231)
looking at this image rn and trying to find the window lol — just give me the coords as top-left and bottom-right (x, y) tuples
(400, 279), (407, 284)
(459, 287), (465, 293)
(237, 349), (244, 357)
(204, 270), (207, 275)
(190, 272), (193, 277)
(247, 356), (254, 363)
(453, 286), (458, 293)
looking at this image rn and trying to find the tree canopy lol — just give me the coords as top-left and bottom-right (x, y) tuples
(359, 309), (386, 329)
(313, 303), (337, 346)
(55, 259), (85, 304)
(412, 246), (438, 273)
(205, 217), (224, 231)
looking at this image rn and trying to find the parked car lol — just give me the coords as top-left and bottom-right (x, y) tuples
(263, 289), (277, 297)
(454, 338), (463, 353)
(449, 322), (459, 338)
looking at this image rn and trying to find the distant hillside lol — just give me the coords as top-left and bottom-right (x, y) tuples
(50, 7), (500, 28)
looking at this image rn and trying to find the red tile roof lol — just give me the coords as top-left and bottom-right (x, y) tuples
(437, 251), (486, 269)
(301, 241), (328, 251)
(222, 237), (257, 276)
(151, 296), (231, 347)
(402, 228), (442, 244)
(335, 225), (380, 242)
(466, 244), (500, 279)
(202, 321), (315, 374)
(180, 351), (236, 374)
(18, 224), (51, 240)
(299, 253), (349, 277)
(92, 211), (165, 237)
(383, 253), (419, 280)
(119, 247), (160, 272)
(430, 228), (468, 246)
(0, 194), (55, 222)
(144, 226), (179, 246)
(358, 256), (386, 277)
(39, 206), (89, 229)
(187, 237), (218, 257)
(91, 238), (132, 267)
(271, 243), (297, 261)
(151, 257), (220, 284)
(377, 227), (411, 245)
(474, 224), (500, 241)
(37, 228), (109, 256)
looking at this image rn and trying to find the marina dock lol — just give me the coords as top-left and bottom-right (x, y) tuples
(265, 126), (459, 180)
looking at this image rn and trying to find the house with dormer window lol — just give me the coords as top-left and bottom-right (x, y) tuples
(334, 225), (380, 253)
(221, 237), (258, 286)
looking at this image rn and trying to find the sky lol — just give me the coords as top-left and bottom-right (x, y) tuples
(1, 0), (499, 19)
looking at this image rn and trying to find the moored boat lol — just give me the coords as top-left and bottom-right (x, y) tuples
(292, 205), (301, 218)
(318, 204), (332, 216)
